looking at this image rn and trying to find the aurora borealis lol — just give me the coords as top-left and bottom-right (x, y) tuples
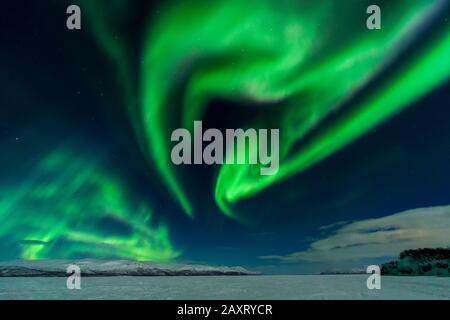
(1, 0), (450, 271)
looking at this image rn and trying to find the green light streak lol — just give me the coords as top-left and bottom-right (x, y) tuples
(0, 147), (179, 261)
(141, 0), (450, 217)
(217, 22), (450, 216)
(84, 0), (450, 219)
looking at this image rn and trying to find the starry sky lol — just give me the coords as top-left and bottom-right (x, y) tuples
(1, 0), (450, 273)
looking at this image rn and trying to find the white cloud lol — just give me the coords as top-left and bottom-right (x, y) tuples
(260, 205), (450, 262)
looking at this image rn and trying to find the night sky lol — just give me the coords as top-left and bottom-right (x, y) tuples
(1, 0), (450, 273)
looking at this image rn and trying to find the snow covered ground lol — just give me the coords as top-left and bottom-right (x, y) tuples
(0, 275), (449, 300)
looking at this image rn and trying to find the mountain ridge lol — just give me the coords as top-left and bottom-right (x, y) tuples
(0, 259), (260, 277)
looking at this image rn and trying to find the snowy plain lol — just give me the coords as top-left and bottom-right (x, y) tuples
(0, 275), (449, 300)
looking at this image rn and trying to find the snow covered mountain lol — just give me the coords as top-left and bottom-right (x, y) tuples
(0, 260), (260, 277)
(381, 248), (450, 276)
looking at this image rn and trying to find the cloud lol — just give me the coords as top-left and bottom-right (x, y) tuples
(260, 205), (450, 262)
(318, 221), (348, 231)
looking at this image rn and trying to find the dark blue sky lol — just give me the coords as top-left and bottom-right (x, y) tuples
(1, 0), (449, 273)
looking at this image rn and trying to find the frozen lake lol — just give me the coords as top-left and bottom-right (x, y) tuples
(0, 275), (449, 300)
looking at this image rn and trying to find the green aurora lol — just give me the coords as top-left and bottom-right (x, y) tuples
(1, 0), (450, 262)
(0, 145), (178, 260)
(83, 0), (450, 218)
